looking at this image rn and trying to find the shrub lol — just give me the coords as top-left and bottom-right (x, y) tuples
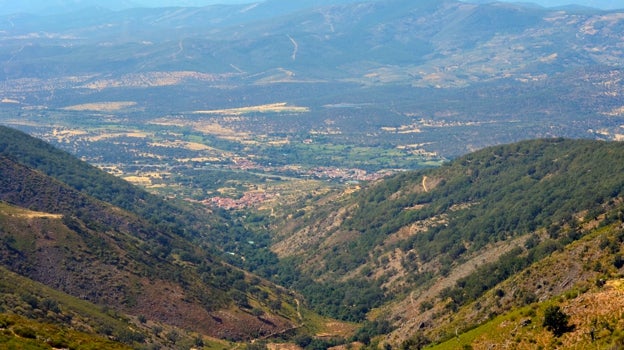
(13, 326), (37, 339)
(543, 305), (573, 337)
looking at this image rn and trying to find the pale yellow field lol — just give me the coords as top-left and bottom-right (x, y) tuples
(123, 176), (153, 186)
(148, 140), (213, 151)
(192, 102), (309, 115)
(51, 128), (89, 142)
(62, 101), (137, 112)
(0, 205), (63, 219)
(381, 125), (422, 133)
(604, 106), (624, 116)
(150, 118), (248, 139)
(192, 122), (249, 140)
(88, 131), (150, 142)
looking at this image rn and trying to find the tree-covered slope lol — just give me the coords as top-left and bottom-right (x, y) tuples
(269, 138), (624, 343)
(0, 125), (282, 280)
(0, 126), (300, 342)
(0, 125), (205, 239)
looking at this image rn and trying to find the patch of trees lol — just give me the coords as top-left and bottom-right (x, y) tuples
(273, 259), (385, 321)
(351, 320), (394, 345)
(0, 126), (212, 241)
(0, 126), (275, 296)
(543, 305), (574, 337)
(291, 138), (624, 321)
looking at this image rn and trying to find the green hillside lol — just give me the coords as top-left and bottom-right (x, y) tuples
(426, 219), (624, 349)
(2, 0), (624, 348)
(0, 264), (138, 350)
(0, 125), (284, 281)
(0, 126), (302, 344)
(269, 138), (624, 347)
(0, 125), (208, 240)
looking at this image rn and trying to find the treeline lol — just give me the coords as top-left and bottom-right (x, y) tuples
(274, 256), (385, 322)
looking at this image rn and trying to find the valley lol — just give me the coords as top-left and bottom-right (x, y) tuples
(1, 0), (624, 349)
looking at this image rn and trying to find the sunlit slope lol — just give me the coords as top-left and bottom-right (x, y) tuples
(0, 126), (300, 342)
(269, 138), (624, 345)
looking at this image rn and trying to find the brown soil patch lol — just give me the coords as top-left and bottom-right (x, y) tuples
(317, 321), (358, 338)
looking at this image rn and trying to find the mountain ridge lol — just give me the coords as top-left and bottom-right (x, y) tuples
(0, 126), (301, 344)
(1, 0), (621, 16)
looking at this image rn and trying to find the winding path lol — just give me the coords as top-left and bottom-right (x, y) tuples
(287, 35), (298, 61)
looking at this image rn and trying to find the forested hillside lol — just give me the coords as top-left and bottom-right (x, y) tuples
(0, 126), (301, 346)
(0, 125), (207, 239)
(269, 138), (624, 347)
(0, 125), (282, 279)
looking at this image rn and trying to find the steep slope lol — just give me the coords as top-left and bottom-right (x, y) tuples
(0, 263), (143, 349)
(0, 127), (299, 342)
(421, 213), (624, 349)
(269, 138), (624, 345)
(0, 125), (205, 240)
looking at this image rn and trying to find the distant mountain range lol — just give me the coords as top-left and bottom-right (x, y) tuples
(0, 0), (621, 16)
(1, 0), (623, 158)
(465, 0), (623, 10)
(2, 0), (622, 81)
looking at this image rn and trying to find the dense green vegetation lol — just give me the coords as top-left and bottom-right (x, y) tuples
(332, 138), (624, 271)
(0, 126), (285, 283)
(0, 125), (206, 239)
(2, 0), (624, 347)
(427, 213), (624, 349)
(0, 266), (137, 349)
(270, 138), (624, 321)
